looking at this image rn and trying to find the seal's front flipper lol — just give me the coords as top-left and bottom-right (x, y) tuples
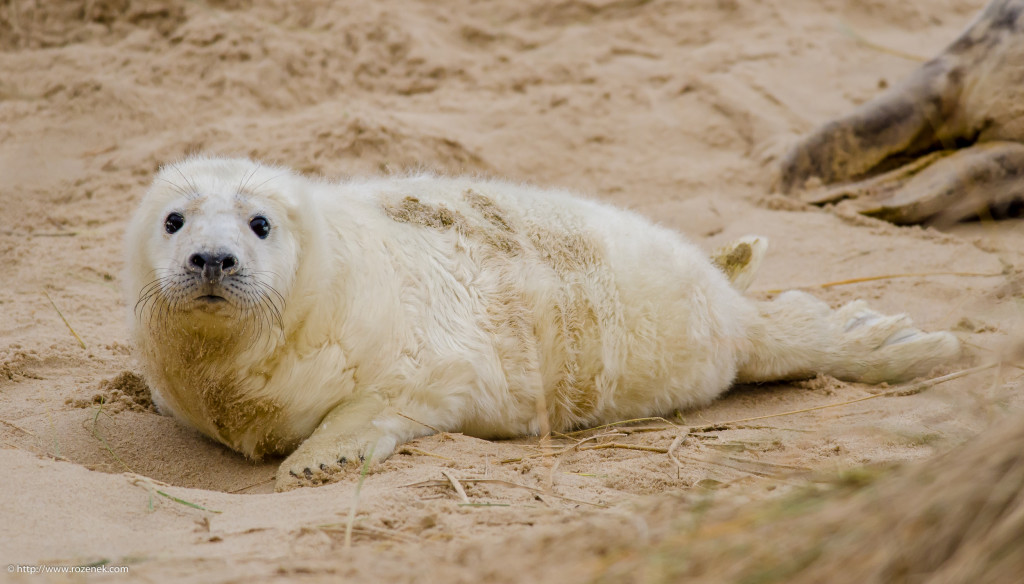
(274, 393), (423, 491)
(710, 235), (768, 293)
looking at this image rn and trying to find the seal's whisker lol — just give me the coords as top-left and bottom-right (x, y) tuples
(254, 285), (284, 330)
(260, 291), (284, 332)
(253, 279), (286, 321)
(234, 301), (254, 347)
(246, 171), (288, 195)
(156, 177), (194, 200)
(247, 270), (283, 278)
(144, 267), (174, 279)
(241, 292), (267, 351)
(168, 163), (201, 199)
(251, 289), (275, 338)
(263, 283), (287, 317)
(236, 166), (256, 195)
(136, 276), (177, 316)
(236, 272), (286, 331)
(237, 163), (262, 195)
(252, 307), (266, 350)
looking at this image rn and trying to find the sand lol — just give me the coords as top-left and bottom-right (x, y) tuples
(1, 0), (1022, 582)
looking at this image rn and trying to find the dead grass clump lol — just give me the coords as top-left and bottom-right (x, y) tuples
(598, 414), (1024, 583)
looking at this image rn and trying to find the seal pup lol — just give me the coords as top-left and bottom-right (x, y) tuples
(125, 156), (960, 491)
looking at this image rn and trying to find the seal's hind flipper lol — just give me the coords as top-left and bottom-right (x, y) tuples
(710, 235), (767, 293)
(736, 292), (961, 384)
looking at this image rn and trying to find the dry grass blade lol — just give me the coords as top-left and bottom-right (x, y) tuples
(674, 451), (783, 480)
(347, 525), (419, 544)
(89, 404), (134, 474)
(559, 416), (678, 437)
(579, 442), (669, 454)
(665, 431), (808, 482)
(613, 425), (680, 435)
(398, 446), (454, 461)
(129, 474), (221, 513)
(395, 411), (442, 433)
(500, 432), (626, 464)
(44, 291), (86, 349)
(837, 21), (927, 61)
(758, 271), (1003, 295)
(441, 470), (470, 504)
(344, 445), (374, 549)
(0, 418), (36, 437)
(227, 477), (275, 494)
(126, 473), (171, 487)
(39, 451), (72, 463)
(690, 364), (996, 432)
(316, 523), (418, 544)
(402, 477), (607, 508)
(155, 490), (222, 513)
(717, 453), (810, 472)
(667, 434), (688, 479)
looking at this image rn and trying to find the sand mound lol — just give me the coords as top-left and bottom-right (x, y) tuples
(68, 371), (154, 414)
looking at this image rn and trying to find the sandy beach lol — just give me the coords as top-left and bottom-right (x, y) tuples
(1, 0), (1022, 581)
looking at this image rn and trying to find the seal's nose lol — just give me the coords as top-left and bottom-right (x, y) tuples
(188, 251), (239, 278)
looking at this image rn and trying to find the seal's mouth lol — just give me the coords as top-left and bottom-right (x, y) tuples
(196, 294), (227, 304)
(188, 292), (232, 315)
(192, 293), (233, 315)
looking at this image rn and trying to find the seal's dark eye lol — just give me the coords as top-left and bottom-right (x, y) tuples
(165, 212), (184, 234)
(249, 216), (271, 239)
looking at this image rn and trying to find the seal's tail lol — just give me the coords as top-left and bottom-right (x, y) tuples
(710, 235), (768, 293)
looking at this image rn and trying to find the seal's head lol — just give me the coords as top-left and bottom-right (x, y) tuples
(125, 156), (303, 351)
(125, 156), (338, 455)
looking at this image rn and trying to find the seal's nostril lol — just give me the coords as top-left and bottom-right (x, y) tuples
(189, 252), (237, 275)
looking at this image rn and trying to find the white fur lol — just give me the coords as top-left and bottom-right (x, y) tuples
(124, 156), (961, 490)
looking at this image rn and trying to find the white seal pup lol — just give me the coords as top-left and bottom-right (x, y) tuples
(124, 156), (960, 491)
